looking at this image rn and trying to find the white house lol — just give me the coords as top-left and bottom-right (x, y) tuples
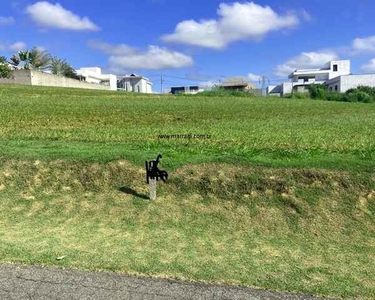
(268, 60), (353, 96)
(170, 86), (204, 95)
(289, 60), (350, 87)
(268, 59), (375, 96)
(117, 74), (153, 93)
(76, 67), (117, 91)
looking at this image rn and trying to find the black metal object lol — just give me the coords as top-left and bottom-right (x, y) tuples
(145, 154), (168, 184)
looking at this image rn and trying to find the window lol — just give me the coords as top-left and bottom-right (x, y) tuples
(329, 87), (333, 91)
(335, 85), (338, 91)
(298, 76), (315, 83)
(333, 64), (338, 72)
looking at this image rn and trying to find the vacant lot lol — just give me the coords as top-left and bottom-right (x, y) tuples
(0, 84), (374, 299)
(1, 84), (375, 170)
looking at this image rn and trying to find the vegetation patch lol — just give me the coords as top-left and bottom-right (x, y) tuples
(1, 85), (375, 171)
(290, 84), (375, 103)
(0, 160), (374, 299)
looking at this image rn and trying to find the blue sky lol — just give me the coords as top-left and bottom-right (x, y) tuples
(1, 0), (375, 92)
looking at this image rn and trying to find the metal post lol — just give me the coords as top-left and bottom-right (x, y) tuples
(149, 179), (157, 201)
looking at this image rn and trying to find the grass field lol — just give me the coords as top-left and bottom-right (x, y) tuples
(1, 84), (375, 170)
(0, 84), (374, 299)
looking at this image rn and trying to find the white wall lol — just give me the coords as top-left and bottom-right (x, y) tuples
(341, 74), (375, 93)
(328, 60), (350, 79)
(326, 74), (375, 93)
(282, 82), (293, 95)
(0, 70), (111, 90)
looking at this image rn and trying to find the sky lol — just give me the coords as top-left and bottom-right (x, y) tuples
(1, 0), (375, 92)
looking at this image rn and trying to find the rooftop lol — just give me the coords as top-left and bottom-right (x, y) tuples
(220, 77), (250, 87)
(118, 74), (151, 82)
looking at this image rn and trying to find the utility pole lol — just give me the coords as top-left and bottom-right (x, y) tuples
(259, 75), (270, 96)
(160, 72), (164, 94)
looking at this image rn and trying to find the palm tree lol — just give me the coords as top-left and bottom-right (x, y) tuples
(9, 54), (20, 69)
(50, 56), (78, 79)
(10, 48), (51, 70)
(29, 47), (51, 70)
(11, 50), (31, 69)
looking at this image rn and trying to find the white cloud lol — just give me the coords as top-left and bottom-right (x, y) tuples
(274, 51), (339, 77)
(0, 41), (27, 52)
(0, 16), (15, 25)
(352, 35), (375, 53)
(361, 58), (375, 72)
(247, 73), (260, 81)
(162, 2), (300, 49)
(199, 80), (221, 90)
(102, 45), (194, 71)
(26, 1), (100, 31)
(9, 41), (27, 52)
(300, 9), (312, 22)
(88, 40), (136, 56)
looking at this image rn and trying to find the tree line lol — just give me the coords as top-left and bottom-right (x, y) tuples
(0, 47), (78, 79)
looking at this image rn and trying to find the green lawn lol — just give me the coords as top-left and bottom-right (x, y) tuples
(0, 84), (374, 299)
(1, 84), (375, 171)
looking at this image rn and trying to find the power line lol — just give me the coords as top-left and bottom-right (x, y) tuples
(259, 75), (270, 89)
(163, 74), (211, 82)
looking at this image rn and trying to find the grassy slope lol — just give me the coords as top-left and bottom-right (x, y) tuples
(0, 84), (374, 298)
(0, 161), (374, 299)
(1, 84), (375, 171)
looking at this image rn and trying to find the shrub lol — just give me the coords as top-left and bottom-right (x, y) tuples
(345, 90), (373, 103)
(306, 84), (375, 103)
(0, 56), (11, 79)
(309, 84), (327, 100)
(326, 92), (343, 102)
(347, 86), (375, 98)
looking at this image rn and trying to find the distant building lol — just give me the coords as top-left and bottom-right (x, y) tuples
(325, 74), (375, 93)
(76, 67), (117, 91)
(117, 74), (153, 94)
(170, 86), (204, 95)
(219, 77), (256, 91)
(267, 60), (375, 96)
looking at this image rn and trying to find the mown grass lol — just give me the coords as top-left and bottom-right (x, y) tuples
(1, 84), (375, 171)
(0, 161), (374, 299)
(0, 84), (375, 298)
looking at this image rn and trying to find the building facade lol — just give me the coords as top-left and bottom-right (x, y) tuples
(219, 77), (256, 91)
(117, 74), (153, 94)
(170, 86), (203, 95)
(325, 74), (375, 93)
(76, 67), (117, 91)
(268, 60), (355, 96)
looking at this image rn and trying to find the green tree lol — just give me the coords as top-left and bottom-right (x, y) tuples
(50, 57), (78, 79)
(9, 54), (20, 68)
(29, 47), (51, 70)
(11, 50), (31, 69)
(0, 56), (11, 79)
(10, 48), (51, 70)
